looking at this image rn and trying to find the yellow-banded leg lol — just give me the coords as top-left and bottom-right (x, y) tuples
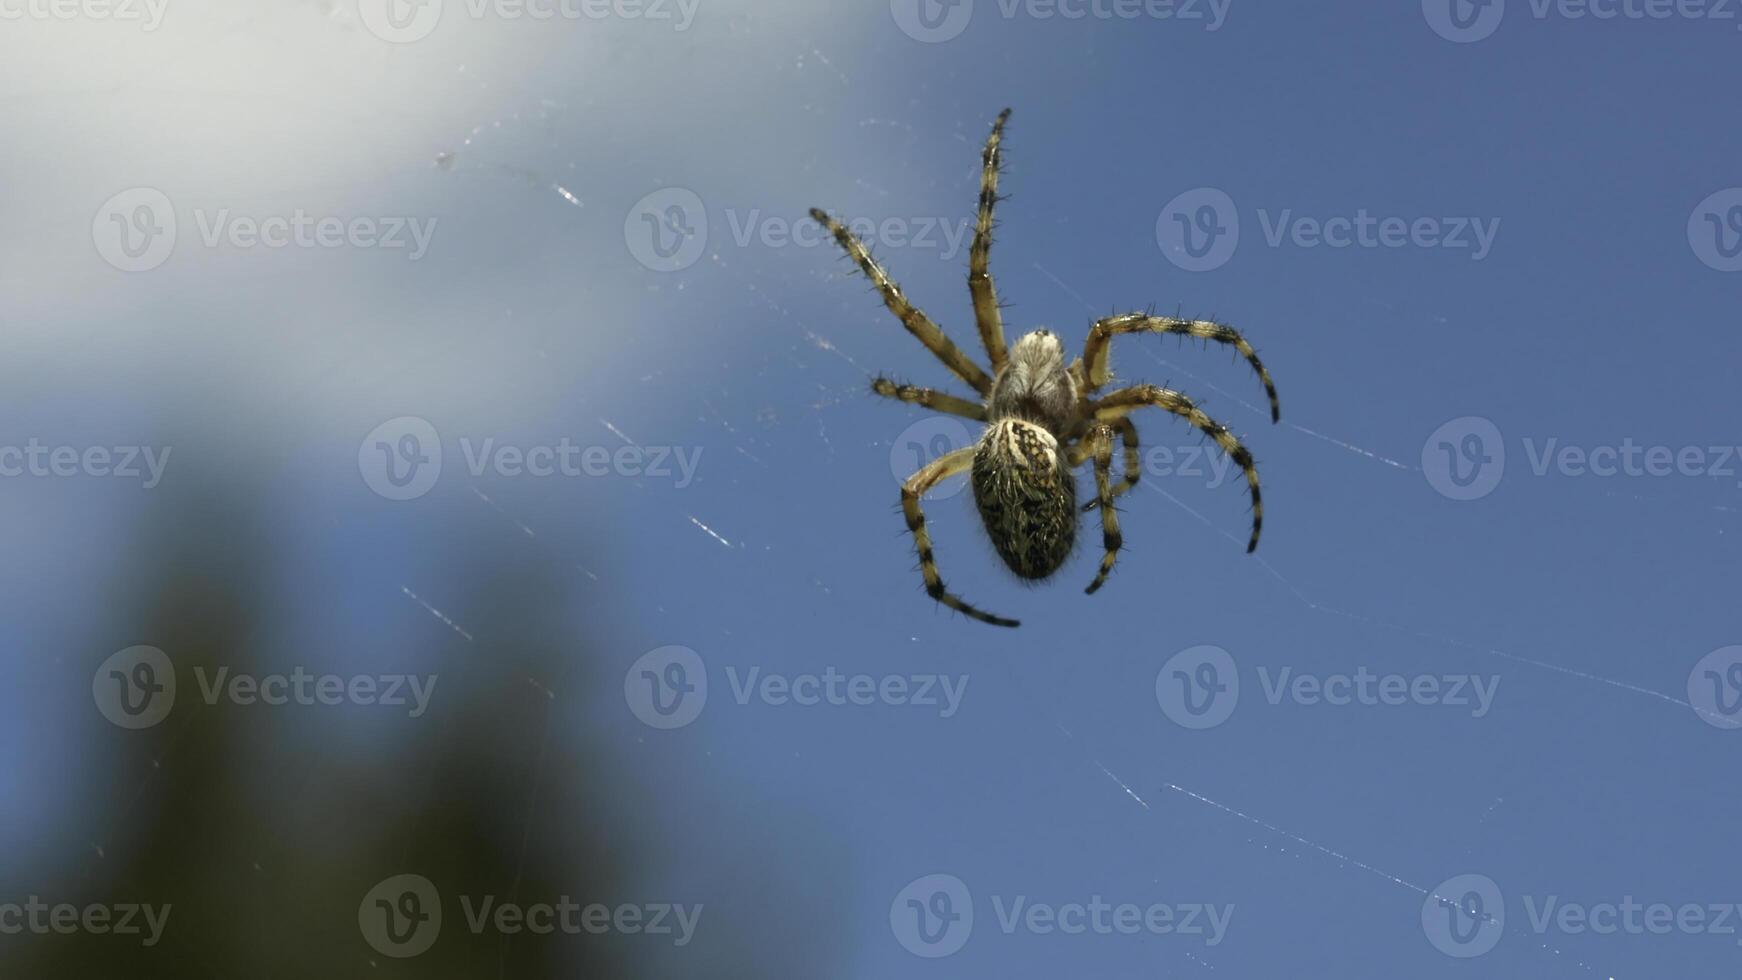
(1091, 385), (1264, 553)
(1082, 312), (1281, 422)
(1082, 425), (1123, 594)
(969, 108), (1012, 372)
(1080, 417), (1142, 511)
(870, 377), (987, 421)
(901, 446), (1019, 628)
(810, 208), (993, 395)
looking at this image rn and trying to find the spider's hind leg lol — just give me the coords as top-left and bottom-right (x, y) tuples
(1092, 384), (1265, 553)
(901, 446), (1020, 628)
(1081, 425), (1124, 594)
(1080, 417), (1142, 511)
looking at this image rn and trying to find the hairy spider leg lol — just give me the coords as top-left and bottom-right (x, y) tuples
(1082, 313), (1281, 422)
(901, 446), (1021, 628)
(810, 208), (993, 395)
(1090, 385), (1264, 553)
(869, 377), (988, 421)
(970, 108), (1013, 373)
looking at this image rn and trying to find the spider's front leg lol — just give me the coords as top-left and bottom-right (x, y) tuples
(1081, 313), (1281, 422)
(870, 377), (987, 421)
(1091, 385), (1265, 553)
(969, 108), (1012, 372)
(901, 447), (1020, 628)
(809, 208), (993, 395)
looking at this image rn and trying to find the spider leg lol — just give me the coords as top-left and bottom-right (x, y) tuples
(901, 446), (1020, 628)
(1078, 416), (1142, 510)
(810, 208), (993, 395)
(871, 377), (988, 421)
(1091, 385), (1265, 553)
(969, 108), (1012, 372)
(1082, 424), (1124, 595)
(1081, 312), (1281, 422)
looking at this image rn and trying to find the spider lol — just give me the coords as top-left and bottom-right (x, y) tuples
(809, 108), (1280, 628)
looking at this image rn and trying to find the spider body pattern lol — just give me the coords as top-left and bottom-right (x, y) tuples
(811, 108), (1280, 628)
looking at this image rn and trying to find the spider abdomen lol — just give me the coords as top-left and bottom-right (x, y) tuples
(972, 419), (1077, 580)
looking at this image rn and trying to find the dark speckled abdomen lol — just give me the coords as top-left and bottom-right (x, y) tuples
(972, 419), (1077, 580)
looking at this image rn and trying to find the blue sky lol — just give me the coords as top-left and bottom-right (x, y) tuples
(3, 0), (1741, 976)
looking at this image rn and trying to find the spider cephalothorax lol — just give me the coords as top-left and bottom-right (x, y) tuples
(811, 108), (1280, 627)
